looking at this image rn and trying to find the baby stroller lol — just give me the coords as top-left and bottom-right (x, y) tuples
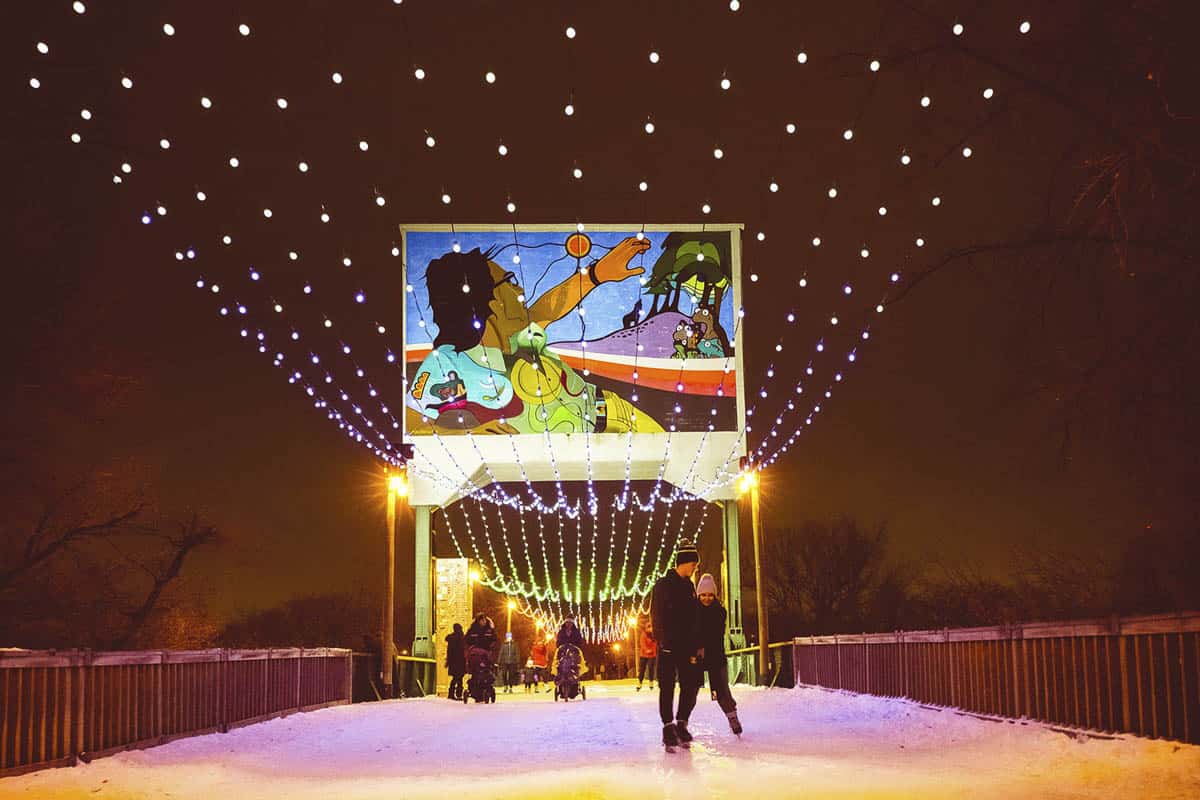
(553, 643), (586, 701)
(464, 645), (497, 704)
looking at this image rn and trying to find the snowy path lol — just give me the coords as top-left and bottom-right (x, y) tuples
(3, 682), (1198, 799)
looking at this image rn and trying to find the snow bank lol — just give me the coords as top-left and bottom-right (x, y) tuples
(2, 682), (1196, 799)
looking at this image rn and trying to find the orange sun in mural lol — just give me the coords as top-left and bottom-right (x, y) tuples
(565, 233), (592, 259)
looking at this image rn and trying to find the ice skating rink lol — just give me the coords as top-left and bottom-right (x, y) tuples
(3, 681), (1197, 799)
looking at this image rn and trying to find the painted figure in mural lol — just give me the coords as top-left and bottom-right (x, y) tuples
(622, 298), (643, 329)
(691, 306), (725, 359)
(406, 236), (665, 435)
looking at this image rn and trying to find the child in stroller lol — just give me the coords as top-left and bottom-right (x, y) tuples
(463, 613), (498, 704)
(552, 643), (586, 701)
(551, 618), (589, 701)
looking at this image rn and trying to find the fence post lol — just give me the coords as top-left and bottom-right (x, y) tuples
(835, 635), (842, 689)
(296, 649), (303, 712)
(864, 634), (870, 694)
(218, 649), (229, 734)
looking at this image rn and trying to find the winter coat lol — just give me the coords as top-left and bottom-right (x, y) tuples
(556, 623), (584, 648)
(650, 570), (699, 655)
(638, 628), (658, 659)
(498, 640), (520, 667)
(696, 601), (728, 668)
(530, 641), (548, 668)
(444, 630), (466, 676)
(465, 619), (498, 654)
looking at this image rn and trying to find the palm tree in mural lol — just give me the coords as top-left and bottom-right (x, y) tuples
(645, 233), (733, 353)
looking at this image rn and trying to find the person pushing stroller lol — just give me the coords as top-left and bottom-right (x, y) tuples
(463, 613), (498, 703)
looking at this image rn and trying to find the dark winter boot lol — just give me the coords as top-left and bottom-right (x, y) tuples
(726, 710), (743, 735)
(662, 722), (680, 751)
(675, 719), (693, 747)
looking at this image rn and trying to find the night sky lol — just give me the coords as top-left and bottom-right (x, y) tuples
(3, 1), (1195, 626)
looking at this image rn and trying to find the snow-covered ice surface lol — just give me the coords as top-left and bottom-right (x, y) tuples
(4, 682), (1198, 799)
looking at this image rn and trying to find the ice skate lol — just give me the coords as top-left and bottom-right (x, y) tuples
(662, 722), (680, 753)
(675, 719), (693, 747)
(726, 710), (743, 736)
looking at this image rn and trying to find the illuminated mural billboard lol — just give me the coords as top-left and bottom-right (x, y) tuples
(402, 224), (746, 504)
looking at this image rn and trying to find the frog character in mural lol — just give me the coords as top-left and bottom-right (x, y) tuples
(406, 237), (664, 435)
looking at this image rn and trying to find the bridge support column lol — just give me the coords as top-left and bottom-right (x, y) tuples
(722, 499), (754, 685)
(413, 506), (434, 660)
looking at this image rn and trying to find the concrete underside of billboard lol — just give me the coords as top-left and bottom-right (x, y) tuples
(407, 431), (744, 506)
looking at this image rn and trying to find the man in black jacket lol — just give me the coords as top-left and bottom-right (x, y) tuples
(650, 538), (702, 750)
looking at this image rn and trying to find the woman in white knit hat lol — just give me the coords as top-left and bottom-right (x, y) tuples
(695, 572), (742, 735)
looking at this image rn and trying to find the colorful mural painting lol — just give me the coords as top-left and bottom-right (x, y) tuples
(402, 226), (741, 439)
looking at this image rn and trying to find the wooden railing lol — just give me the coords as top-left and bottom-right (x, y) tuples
(1, 647), (352, 777)
(793, 611), (1200, 744)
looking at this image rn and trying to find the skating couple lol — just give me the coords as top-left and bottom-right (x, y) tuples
(650, 539), (742, 751)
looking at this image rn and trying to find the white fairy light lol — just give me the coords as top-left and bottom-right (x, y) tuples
(276, 98), (288, 109)
(769, 181), (779, 193)
(931, 196), (942, 206)
(701, 203), (711, 214)
(196, 190), (206, 201)
(573, 166), (583, 179)
(729, 0), (740, 10)
(796, 51), (808, 64)
(565, 26), (576, 39)
(120, 162), (132, 174)
(983, 87), (995, 99)
(332, 72), (343, 84)
(159, 138), (170, 149)
(649, 51), (660, 64)
(80, 109), (92, 120)
(298, 161), (308, 172)
(843, 128), (854, 140)
(201, 96), (212, 109)
(163, 23), (176, 36)
(425, 134), (436, 148)
(485, 71), (496, 84)
(121, 77), (133, 89)
(263, 208), (273, 218)
(506, 201), (517, 213)
(644, 120), (655, 134)
(441, 193), (452, 205)
(878, 206), (887, 215)
(916, 237), (925, 247)
(953, 22), (964, 36)
(962, 146), (973, 158)
(638, 180), (648, 192)
(414, 67), (426, 80)
(1020, 20), (1032, 34)
(564, 103), (575, 116)
(720, 76), (731, 90)
(900, 152), (912, 165)
(73, 2), (86, 14)
(713, 147), (724, 159)
(358, 140), (369, 151)
(229, 156), (240, 167)
(321, 212), (331, 223)
(375, 195), (386, 207)
(498, 143), (508, 156)
(827, 187), (838, 198)
(920, 95), (932, 108)
(785, 123), (797, 134)
(869, 59), (880, 72)
(811, 237), (821, 247)
(238, 23), (250, 36)
(36, 42), (49, 54)
(860, 248), (869, 258)
(756, 232), (765, 241)
(30, 77), (41, 89)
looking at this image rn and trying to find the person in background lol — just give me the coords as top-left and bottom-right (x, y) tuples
(444, 623), (466, 701)
(498, 630), (521, 693)
(650, 538), (703, 751)
(523, 658), (536, 693)
(695, 573), (742, 735)
(637, 615), (658, 692)
(530, 636), (549, 688)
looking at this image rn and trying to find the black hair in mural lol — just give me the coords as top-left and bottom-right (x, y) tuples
(425, 247), (498, 352)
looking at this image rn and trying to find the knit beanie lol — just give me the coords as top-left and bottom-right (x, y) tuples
(675, 538), (699, 567)
(696, 573), (718, 597)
